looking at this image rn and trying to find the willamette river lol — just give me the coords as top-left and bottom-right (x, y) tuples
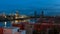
(0, 21), (12, 27)
(0, 19), (36, 27)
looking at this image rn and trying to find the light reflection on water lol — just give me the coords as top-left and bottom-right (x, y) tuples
(0, 21), (12, 27)
(0, 19), (36, 27)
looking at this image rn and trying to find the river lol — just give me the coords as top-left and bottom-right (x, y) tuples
(0, 21), (12, 27)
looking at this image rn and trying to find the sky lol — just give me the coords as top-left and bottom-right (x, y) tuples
(0, 0), (60, 16)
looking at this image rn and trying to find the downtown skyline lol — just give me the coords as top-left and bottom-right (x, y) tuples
(0, 0), (60, 16)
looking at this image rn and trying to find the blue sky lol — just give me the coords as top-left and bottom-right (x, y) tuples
(0, 0), (60, 16)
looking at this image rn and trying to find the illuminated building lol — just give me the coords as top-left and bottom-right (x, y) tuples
(2, 12), (6, 18)
(19, 15), (30, 22)
(14, 11), (20, 24)
(14, 11), (30, 24)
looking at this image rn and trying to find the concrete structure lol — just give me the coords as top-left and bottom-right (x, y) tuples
(3, 27), (20, 34)
(19, 30), (26, 34)
(25, 23), (34, 34)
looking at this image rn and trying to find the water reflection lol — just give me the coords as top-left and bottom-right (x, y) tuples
(4, 22), (7, 27)
(0, 21), (12, 27)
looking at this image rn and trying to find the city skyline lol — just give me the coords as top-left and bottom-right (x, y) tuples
(0, 0), (60, 16)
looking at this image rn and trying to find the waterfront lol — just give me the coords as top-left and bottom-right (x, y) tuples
(0, 0), (60, 34)
(0, 21), (12, 27)
(0, 19), (35, 27)
(0, 10), (60, 34)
